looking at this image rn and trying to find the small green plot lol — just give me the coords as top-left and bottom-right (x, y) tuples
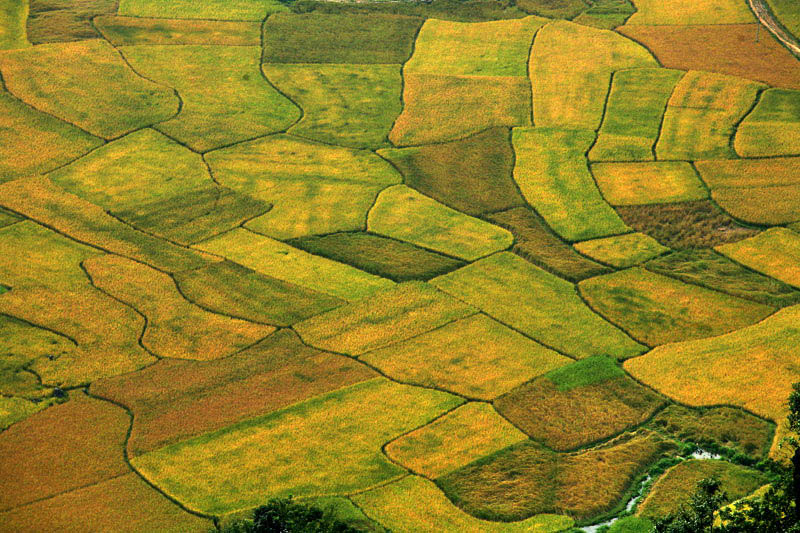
(574, 232), (670, 268)
(735, 89), (800, 157)
(544, 354), (625, 392)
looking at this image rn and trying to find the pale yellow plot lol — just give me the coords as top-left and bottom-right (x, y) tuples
(716, 228), (800, 288)
(574, 233), (669, 268)
(592, 161), (708, 206)
(626, 0), (755, 25)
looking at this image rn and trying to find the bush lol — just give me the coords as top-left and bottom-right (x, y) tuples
(220, 497), (361, 533)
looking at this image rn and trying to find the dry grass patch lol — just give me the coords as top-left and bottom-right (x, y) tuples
(495, 356), (665, 450)
(592, 162), (707, 206)
(287, 232), (465, 282)
(264, 63), (400, 149)
(638, 460), (768, 519)
(590, 68), (683, 162)
(390, 73), (532, 146)
(361, 313), (571, 400)
(196, 228), (394, 302)
(385, 402), (528, 478)
(0, 39), (177, 139)
(92, 329), (375, 456)
(656, 71), (765, 160)
(615, 200), (759, 249)
(735, 89), (800, 157)
(432, 252), (646, 359)
(131, 378), (462, 514)
(25, 0), (115, 44)
(579, 267), (774, 346)
(367, 185), (514, 261)
(486, 207), (612, 282)
(530, 20), (657, 130)
(173, 261), (343, 326)
(122, 45), (299, 152)
(0, 473), (212, 533)
(378, 127), (524, 216)
(294, 281), (475, 356)
(512, 128), (631, 241)
(84, 254), (273, 360)
(716, 228), (800, 288)
(624, 304), (800, 421)
(617, 25), (800, 90)
(119, 0), (288, 19)
(625, 0), (754, 24)
(95, 16), (261, 45)
(574, 233), (669, 268)
(0, 396), (129, 511)
(353, 476), (573, 532)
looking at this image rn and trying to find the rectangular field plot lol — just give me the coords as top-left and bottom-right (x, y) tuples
(131, 378), (462, 514)
(645, 249), (800, 308)
(195, 228), (395, 302)
(494, 356), (665, 450)
(656, 71), (766, 160)
(95, 16), (261, 45)
(263, 63), (401, 149)
(368, 186), (513, 261)
(262, 13), (422, 64)
(624, 304), (800, 420)
(716, 228), (800, 288)
(389, 74), (532, 146)
(624, 0), (755, 24)
(695, 157), (800, 225)
(512, 128), (631, 241)
(0, 40), (178, 139)
(352, 476), (573, 533)
(405, 17), (546, 77)
(24, 0), (115, 45)
(119, 0), (288, 19)
(579, 267), (774, 346)
(431, 252), (646, 359)
(735, 89), (800, 157)
(361, 313), (571, 400)
(592, 161), (707, 206)
(384, 403), (527, 479)
(573, 232), (669, 268)
(590, 68), (684, 162)
(530, 20), (657, 130)
(293, 281), (476, 355)
(92, 329), (375, 456)
(122, 45), (299, 152)
(378, 127), (525, 216)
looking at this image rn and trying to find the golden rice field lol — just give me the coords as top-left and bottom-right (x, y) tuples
(1, 0), (799, 531)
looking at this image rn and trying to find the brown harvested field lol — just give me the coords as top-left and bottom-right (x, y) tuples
(0, 176), (215, 273)
(0, 473), (211, 532)
(649, 405), (774, 458)
(95, 15), (261, 45)
(614, 200), (759, 249)
(438, 431), (677, 521)
(378, 127), (525, 216)
(485, 207), (612, 282)
(173, 261), (344, 326)
(617, 24), (800, 90)
(84, 254), (274, 360)
(0, 396), (129, 511)
(91, 329), (376, 456)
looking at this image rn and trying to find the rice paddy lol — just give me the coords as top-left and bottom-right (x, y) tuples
(735, 89), (800, 157)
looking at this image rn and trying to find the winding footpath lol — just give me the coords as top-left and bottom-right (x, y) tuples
(749, 0), (800, 56)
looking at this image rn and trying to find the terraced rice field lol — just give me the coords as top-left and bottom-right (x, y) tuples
(1, 1), (799, 531)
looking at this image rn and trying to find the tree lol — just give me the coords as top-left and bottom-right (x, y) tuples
(654, 478), (728, 533)
(219, 497), (362, 533)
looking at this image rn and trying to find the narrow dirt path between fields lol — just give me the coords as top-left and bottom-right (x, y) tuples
(749, 0), (800, 56)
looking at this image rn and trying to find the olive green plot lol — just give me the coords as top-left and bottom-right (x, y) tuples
(119, 0), (288, 20)
(0, 0), (29, 50)
(131, 378), (463, 514)
(361, 313), (571, 400)
(716, 228), (800, 288)
(0, 397), (55, 430)
(592, 161), (708, 206)
(263, 63), (401, 149)
(573, 233), (670, 268)
(121, 45), (299, 152)
(294, 281), (476, 356)
(431, 252), (646, 359)
(512, 128), (631, 241)
(196, 229), (395, 302)
(590, 68), (684, 161)
(95, 16), (262, 46)
(0, 39), (178, 139)
(572, 0), (637, 29)
(579, 267), (775, 346)
(530, 20), (657, 130)
(0, 89), (102, 182)
(656, 71), (766, 160)
(25, 0), (116, 44)
(367, 185), (514, 261)
(735, 89), (800, 157)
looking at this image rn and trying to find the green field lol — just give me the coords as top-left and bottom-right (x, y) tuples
(2, 2), (800, 532)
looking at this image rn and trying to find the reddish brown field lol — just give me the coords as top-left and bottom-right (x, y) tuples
(617, 24), (800, 89)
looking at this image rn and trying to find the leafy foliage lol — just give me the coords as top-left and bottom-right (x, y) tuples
(220, 497), (362, 532)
